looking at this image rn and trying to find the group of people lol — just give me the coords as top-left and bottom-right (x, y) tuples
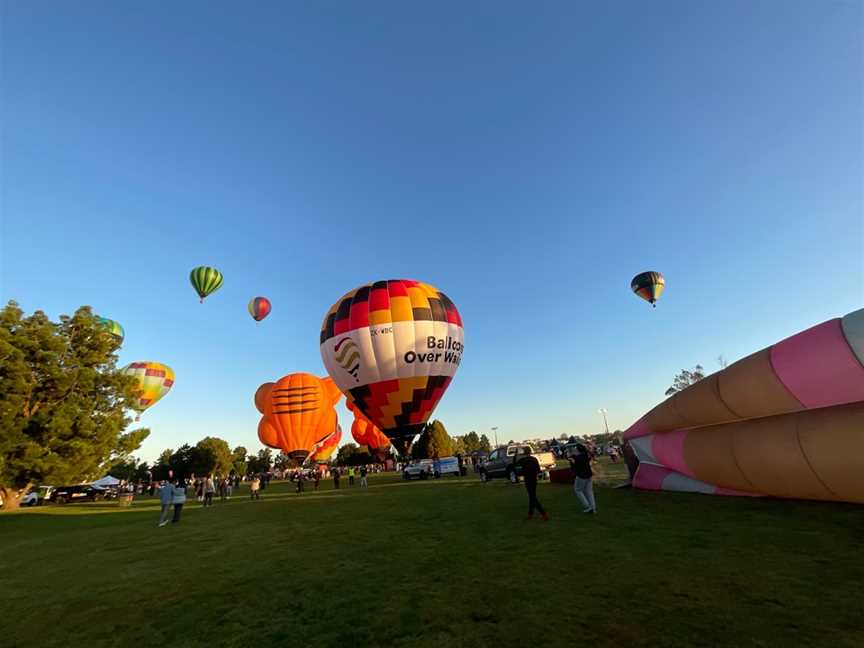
(329, 465), (369, 490)
(157, 472), (274, 525)
(515, 443), (597, 521)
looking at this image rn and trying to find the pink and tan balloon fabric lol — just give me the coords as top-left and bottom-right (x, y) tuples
(626, 309), (864, 503)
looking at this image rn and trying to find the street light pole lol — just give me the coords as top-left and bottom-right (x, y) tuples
(598, 408), (610, 435)
(491, 427), (499, 449)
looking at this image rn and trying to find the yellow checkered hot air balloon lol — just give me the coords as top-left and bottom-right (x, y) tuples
(121, 362), (175, 420)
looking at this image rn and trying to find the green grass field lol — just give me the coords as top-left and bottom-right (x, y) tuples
(1, 459), (862, 648)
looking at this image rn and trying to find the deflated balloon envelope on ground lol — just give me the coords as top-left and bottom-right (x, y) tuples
(190, 266), (224, 303)
(625, 308), (864, 503)
(254, 373), (342, 463)
(320, 279), (464, 456)
(121, 361), (175, 420)
(631, 271), (665, 307)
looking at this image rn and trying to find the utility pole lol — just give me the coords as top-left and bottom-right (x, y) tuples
(598, 408), (610, 435)
(491, 426), (499, 449)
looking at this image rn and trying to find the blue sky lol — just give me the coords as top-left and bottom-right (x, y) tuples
(2, 1), (861, 462)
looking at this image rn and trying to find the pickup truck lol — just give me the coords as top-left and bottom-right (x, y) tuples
(478, 445), (556, 483)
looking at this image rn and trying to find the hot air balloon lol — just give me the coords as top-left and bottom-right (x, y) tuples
(347, 400), (391, 454)
(248, 296), (272, 322)
(121, 361), (175, 420)
(320, 279), (464, 455)
(190, 266), (224, 303)
(254, 382), (274, 414)
(310, 424), (342, 463)
(255, 373), (342, 463)
(631, 271), (665, 307)
(96, 317), (125, 345)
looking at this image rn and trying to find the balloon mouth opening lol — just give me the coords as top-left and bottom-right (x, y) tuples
(288, 451), (310, 463)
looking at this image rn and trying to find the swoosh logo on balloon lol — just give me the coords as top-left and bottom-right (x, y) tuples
(334, 337), (360, 380)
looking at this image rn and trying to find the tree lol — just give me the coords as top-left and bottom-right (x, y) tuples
(717, 355), (729, 369)
(478, 434), (492, 452)
(0, 302), (149, 510)
(456, 431), (481, 454)
(169, 444), (195, 479)
(665, 365), (705, 396)
(192, 437), (233, 476)
(247, 448), (272, 475)
(336, 443), (359, 466)
(231, 446), (247, 476)
(274, 452), (294, 471)
(152, 449), (173, 480)
(411, 420), (454, 459)
(106, 457), (150, 483)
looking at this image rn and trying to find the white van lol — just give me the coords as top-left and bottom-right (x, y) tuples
(433, 457), (461, 478)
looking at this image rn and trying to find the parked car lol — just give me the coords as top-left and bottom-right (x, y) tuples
(49, 484), (105, 504)
(20, 486), (54, 506)
(479, 445), (556, 483)
(433, 457), (461, 478)
(403, 460), (435, 480)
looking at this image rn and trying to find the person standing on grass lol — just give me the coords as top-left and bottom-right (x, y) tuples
(203, 475), (215, 507)
(360, 465), (368, 488)
(171, 478), (187, 524)
(313, 470), (321, 491)
(157, 479), (175, 527)
(333, 467), (341, 489)
(295, 469), (305, 494)
(348, 466), (355, 486)
(250, 475), (261, 500)
(569, 443), (596, 514)
(515, 449), (548, 521)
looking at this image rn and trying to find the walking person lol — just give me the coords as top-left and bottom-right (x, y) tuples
(250, 475), (261, 500)
(333, 467), (341, 490)
(360, 465), (368, 489)
(515, 449), (548, 521)
(313, 471), (321, 491)
(569, 443), (597, 514)
(295, 470), (305, 494)
(157, 479), (175, 527)
(348, 467), (355, 486)
(171, 478), (187, 524)
(203, 475), (215, 507)
(195, 478), (204, 503)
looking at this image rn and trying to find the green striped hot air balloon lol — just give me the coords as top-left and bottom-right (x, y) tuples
(96, 317), (125, 345)
(190, 266), (224, 303)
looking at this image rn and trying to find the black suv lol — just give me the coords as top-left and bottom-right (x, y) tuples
(49, 485), (105, 504)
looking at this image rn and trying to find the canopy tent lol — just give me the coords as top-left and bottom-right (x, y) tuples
(90, 475), (121, 488)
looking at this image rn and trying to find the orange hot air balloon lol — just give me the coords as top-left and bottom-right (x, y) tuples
(255, 373), (342, 463)
(258, 417), (280, 450)
(311, 423), (342, 463)
(254, 382), (274, 414)
(347, 400), (391, 453)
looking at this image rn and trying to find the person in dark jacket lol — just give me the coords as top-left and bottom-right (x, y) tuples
(333, 468), (341, 489)
(569, 444), (597, 513)
(515, 450), (548, 521)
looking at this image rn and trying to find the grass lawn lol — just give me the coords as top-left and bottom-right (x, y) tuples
(1, 458), (862, 647)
